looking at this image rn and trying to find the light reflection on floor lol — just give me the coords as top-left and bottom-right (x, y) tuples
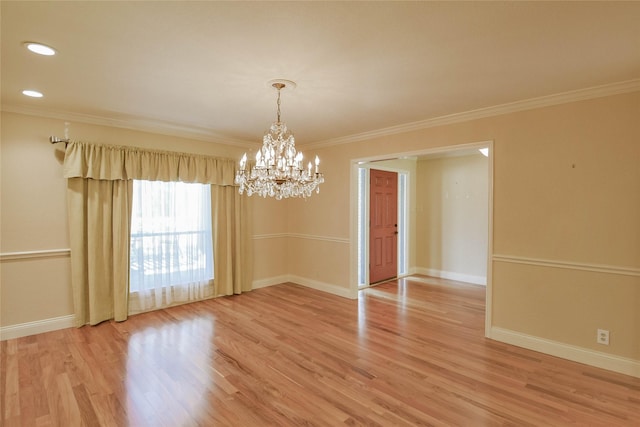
(357, 292), (367, 337)
(125, 316), (214, 426)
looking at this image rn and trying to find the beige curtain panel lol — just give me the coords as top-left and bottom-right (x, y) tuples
(211, 185), (253, 296)
(64, 140), (252, 327)
(67, 178), (132, 326)
(63, 140), (236, 184)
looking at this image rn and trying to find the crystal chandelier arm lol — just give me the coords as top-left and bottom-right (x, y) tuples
(235, 80), (324, 199)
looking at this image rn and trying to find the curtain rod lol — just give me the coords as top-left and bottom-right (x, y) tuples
(50, 136), (69, 145)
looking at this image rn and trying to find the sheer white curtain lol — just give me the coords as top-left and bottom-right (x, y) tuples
(128, 180), (214, 313)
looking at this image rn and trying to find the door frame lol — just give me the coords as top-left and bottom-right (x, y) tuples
(349, 140), (494, 336)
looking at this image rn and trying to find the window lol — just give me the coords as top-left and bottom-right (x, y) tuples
(129, 180), (213, 293)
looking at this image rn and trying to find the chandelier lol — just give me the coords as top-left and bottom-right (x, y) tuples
(235, 80), (324, 200)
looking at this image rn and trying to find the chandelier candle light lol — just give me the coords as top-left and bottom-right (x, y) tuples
(235, 80), (324, 199)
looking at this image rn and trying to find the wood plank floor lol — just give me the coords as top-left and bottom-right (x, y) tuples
(2, 276), (639, 426)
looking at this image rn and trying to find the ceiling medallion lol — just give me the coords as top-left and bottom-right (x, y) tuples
(235, 80), (324, 199)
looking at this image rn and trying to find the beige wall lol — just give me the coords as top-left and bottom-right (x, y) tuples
(251, 196), (290, 285)
(416, 154), (489, 282)
(288, 91), (640, 363)
(0, 112), (287, 328)
(2, 90), (639, 371)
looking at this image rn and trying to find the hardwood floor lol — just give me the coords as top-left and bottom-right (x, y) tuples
(2, 276), (639, 426)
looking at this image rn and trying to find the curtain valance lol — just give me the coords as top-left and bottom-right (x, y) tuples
(63, 141), (237, 185)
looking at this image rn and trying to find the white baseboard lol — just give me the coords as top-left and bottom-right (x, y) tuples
(415, 267), (486, 286)
(489, 326), (640, 378)
(1, 314), (75, 341)
(252, 275), (291, 289)
(2, 277), (354, 341)
(253, 275), (358, 299)
(288, 275), (358, 299)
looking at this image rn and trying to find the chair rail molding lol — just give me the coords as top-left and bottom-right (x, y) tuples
(253, 233), (349, 244)
(492, 254), (640, 277)
(0, 248), (71, 262)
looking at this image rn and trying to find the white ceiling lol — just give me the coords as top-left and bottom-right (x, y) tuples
(2, 1), (639, 147)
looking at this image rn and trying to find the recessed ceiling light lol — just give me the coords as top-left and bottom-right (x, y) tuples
(22, 90), (43, 98)
(24, 42), (56, 56)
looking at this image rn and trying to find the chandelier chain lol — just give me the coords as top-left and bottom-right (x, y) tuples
(275, 83), (283, 123)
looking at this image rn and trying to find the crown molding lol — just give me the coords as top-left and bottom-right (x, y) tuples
(4, 79), (639, 150)
(0, 104), (255, 148)
(305, 79), (640, 150)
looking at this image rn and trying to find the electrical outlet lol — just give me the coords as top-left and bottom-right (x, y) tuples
(597, 329), (610, 345)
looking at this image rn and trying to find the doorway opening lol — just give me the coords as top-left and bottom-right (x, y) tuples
(351, 141), (494, 334)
